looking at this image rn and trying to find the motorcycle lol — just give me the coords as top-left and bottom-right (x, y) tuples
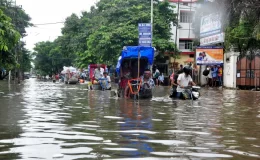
(170, 86), (200, 100)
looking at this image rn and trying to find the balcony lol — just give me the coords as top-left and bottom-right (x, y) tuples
(179, 42), (193, 52)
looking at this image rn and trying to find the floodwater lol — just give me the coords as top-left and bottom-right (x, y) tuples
(0, 79), (259, 160)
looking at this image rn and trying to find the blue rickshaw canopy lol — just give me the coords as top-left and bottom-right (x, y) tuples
(116, 46), (155, 73)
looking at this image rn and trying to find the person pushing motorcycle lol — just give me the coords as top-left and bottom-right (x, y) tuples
(176, 66), (196, 99)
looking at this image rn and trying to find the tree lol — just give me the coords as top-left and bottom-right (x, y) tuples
(0, 0), (31, 37)
(0, 0), (32, 81)
(0, 9), (21, 80)
(33, 41), (74, 76)
(0, 9), (20, 51)
(35, 0), (177, 70)
(84, 0), (177, 66)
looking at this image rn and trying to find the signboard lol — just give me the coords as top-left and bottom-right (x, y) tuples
(200, 13), (224, 46)
(200, 14), (221, 38)
(196, 46), (223, 65)
(200, 32), (224, 46)
(138, 23), (152, 46)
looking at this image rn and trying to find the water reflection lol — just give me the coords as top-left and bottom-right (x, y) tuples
(0, 79), (259, 159)
(117, 100), (153, 157)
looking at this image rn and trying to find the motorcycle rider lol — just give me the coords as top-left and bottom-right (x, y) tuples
(169, 69), (183, 98)
(176, 66), (196, 99)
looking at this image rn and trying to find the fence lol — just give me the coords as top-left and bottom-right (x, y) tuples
(236, 55), (260, 89)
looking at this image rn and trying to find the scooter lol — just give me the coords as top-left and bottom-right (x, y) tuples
(170, 86), (201, 100)
(189, 86), (201, 100)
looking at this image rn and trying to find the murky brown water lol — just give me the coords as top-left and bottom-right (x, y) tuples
(0, 79), (259, 160)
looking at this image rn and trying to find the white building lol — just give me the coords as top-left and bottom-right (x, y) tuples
(169, 0), (199, 68)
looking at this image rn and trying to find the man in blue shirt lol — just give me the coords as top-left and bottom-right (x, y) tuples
(211, 65), (218, 87)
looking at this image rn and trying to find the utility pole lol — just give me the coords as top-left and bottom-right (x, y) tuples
(174, 0), (180, 71)
(10, 0), (22, 84)
(150, 0), (154, 72)
(151, 0), (153, 44)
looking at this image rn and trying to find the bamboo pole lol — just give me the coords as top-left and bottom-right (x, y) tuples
(138, 50), (140, 79)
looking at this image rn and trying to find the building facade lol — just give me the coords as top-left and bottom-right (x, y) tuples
(169, 0), (198, 69)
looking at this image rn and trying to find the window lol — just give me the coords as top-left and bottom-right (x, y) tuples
(180, 11), (193, 23)
(246, 70), (255, 78)
(179, 40), (193, 50)
(189, 54), (194, 58)
(183, 3), (188, 6)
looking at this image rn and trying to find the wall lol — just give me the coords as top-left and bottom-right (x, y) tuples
(199, 65), (207, 85)
(169, 2), (198, 67)
(179, 23), (196, 39)
(170, 54), (190, 65)
(170, 2), (197, 48)
(223, 52), (240, 88)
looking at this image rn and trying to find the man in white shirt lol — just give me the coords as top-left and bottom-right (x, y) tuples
(176, 66), (196, 98)
(94, 65), (104, 81)
(100, 67), (104, 75)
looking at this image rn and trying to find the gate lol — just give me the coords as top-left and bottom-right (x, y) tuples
(237, 55), (260, 89)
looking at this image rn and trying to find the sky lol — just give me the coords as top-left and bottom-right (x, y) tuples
(16, 0), (98, 51)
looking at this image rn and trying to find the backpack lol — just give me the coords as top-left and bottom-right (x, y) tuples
(154, 72), (160, 78)
(203, 69), (210, 76)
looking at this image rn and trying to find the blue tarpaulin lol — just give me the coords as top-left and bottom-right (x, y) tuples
(116, 46), (154, 73)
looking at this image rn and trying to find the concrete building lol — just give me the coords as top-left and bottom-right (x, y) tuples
(169, 0), (198, 69)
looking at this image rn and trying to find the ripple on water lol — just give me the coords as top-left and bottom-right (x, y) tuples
(143, 140), (187, 146)
(225, 150), (260, 158)
(104, 158), (189, 160)
(102, 148), (137, 151)
(187, 153), (233, 158)
(97, 130), (157, 134)
(0, 137), (56, 145)
(150, 152), (183, 156)
(74, 124), (100, 128)
(54, 134), (103, 141)
(166, 130), (210, 135)
(52, 154), (64, 159)
(60, 147), (93, 154)
(104, 116), (124, 120)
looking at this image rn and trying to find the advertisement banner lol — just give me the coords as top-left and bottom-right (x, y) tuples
(200, 14), (221, 38)
(196, 46), (223, 65)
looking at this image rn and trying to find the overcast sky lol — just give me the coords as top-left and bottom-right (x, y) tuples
(16, 0), (98, 51)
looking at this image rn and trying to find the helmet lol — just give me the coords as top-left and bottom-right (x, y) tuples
(183, 66), (192, 75)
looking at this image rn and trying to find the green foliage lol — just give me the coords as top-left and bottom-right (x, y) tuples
(0, 0), (32, 79)
(35, 0), (177, 70)
(33, 41), (74, 75)
(0, 9), (20, 51)
(0, 0), (32, 37)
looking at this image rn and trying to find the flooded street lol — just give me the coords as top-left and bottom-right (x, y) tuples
(0, 79), (259, 160)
